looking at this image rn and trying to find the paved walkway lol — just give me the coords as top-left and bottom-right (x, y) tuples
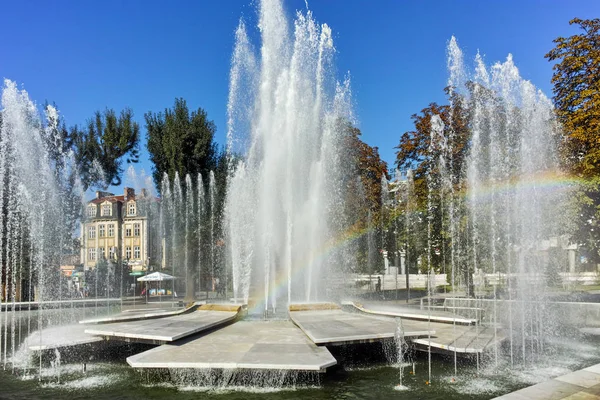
(494, 363), (600, 399)
(85, 304), (241, 344)
(127, 320), (336, 371)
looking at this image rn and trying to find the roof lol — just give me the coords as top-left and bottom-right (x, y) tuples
(89, 195), (125, 205)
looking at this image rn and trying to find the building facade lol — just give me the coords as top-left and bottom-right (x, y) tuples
(80, 187), (158, 275)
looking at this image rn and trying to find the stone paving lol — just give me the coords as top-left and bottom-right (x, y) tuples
(126, 320), (337, 371)
(494, 363), (600, 399)
(290, 308), (433, 346)
(85, 305), (240, 343)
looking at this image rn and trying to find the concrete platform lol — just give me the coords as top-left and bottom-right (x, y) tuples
(127, 320), (337, 372)
(289, 308), (433, 346)
(412, 325), (506, 354)
(23, 324), (103, 351)
(84, 304), (241, 344)
(348, 301), (477, 325)
(79, 302), (199, 324)
(494, 362), (600, 399)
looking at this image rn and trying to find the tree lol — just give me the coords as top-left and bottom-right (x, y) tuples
(145, 98), (218, 191)
(395, 91), (470, 209)
(395, 91), (470, 276)
(546, 18), (600, 264)
(546, 18), (600, 177)
(343, 122), (389, 213)
(340, 121), (389, 275)
(71, 108), (140, 188)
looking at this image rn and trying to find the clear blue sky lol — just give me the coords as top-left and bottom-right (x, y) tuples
(1, 0), (598, 188)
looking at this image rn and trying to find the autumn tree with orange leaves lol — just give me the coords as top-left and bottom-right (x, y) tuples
(546, 18), (600, 265)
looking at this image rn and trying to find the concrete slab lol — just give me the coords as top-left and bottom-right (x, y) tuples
(23, 324), (103, 351)
(493, 362), (600, 400)
(563, 393), (600, 400)
(126, 320), (336, 372)
(585, 365), (600, 375)
(557, 371), (600, 389)
(79, 302), (200, 324)
(348, 301), (477, 325)
(497, 380), (582, 400)
(85, 304), (241, 344)
(289, 308), (433, 346)
(412, 325), (505, 354)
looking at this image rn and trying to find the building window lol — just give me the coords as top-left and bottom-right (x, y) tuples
(88, 226), (96, 239)
(128, 202), (136, 216)
(134, 246), (140, 259)
(87, 205), (96, 218)
(99, 225), (105, 237)
(134, 223), (140, 237)
(102, 204), (111, 216)
(109, 247), (116, 260)
(88, 248), (96, 261)
(108, 224), (114, 237)
(125, 246), (132, 259)
(125, 225), (132, 237)
(99, 247), (106, 260)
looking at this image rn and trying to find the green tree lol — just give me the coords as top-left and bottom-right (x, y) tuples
(71, 108), (140, 188)
(145, 98), (218, 191)
(395, 91), (470, 277)
(546, 18), (600, 264)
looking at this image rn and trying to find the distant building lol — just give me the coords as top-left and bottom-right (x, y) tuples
(80, 188), (159, 276)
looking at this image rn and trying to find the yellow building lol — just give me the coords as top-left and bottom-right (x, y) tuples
(80, 188), (155, 274)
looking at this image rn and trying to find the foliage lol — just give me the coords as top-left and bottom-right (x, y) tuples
(546, 18), (600, 177)
(341, 121), (389, 274)
(394, 90), (470, 276)
(145, 98), (219, 191)
(546, 18), (600, 262)
(71, 108), (140, 188)
(395, 90), (470, 208)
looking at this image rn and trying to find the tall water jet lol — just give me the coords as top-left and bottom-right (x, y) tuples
(404, 169), (414, 303)
(172, 173), (183, 297)
(225, 0), (353, 313)
(185, 174), (195, 300)
(208, 171), (217, 297)
(0, 80), (80, 378)
(197, 173), (205, 298)
(447, 37), (464, 377)
(444, 41), (564, 366)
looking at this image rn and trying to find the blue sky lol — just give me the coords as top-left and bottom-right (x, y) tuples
(1, 0), (599, 190)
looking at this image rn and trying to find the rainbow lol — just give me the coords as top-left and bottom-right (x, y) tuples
(245, 169), (583, 314)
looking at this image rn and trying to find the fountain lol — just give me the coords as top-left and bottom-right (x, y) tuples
(0, 1), (599, 398)
(225, 0), (353, 314)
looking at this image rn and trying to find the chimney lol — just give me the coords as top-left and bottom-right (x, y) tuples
(140, 188), (149, 198)
(96, 191), (102, 199)
(124, 187), (135, 200)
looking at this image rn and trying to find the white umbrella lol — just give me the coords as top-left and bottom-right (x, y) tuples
(137, 272), (174, 282)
